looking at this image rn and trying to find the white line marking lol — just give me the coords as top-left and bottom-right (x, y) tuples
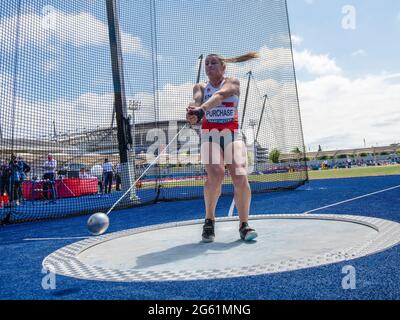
(228, 199), (235, 217)
(23, 236), (90, 241)
(303, 184), (400, 214)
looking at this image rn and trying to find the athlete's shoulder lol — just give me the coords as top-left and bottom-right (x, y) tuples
(222, 77), (240, 96)
(224, 77), (240, 85)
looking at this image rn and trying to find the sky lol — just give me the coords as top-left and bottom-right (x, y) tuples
(0, 0), (399, 152)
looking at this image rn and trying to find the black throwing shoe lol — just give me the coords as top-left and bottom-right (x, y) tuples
(239, 222), (258, 241)
(202, 219), (215, 243)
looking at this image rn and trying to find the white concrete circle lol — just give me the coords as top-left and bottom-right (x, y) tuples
(43, 214), (400, 282)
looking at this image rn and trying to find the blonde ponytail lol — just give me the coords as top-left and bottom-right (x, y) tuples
(208, 52), (259, 65)
(222, 52), (260, 63)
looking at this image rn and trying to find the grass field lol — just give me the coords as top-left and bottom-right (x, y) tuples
(308, 165), (400, 180)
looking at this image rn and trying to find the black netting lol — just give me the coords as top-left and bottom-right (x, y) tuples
(0, 0), (307, 223)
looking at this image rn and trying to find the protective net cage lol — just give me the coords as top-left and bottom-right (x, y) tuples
(0, 0), (307, 223)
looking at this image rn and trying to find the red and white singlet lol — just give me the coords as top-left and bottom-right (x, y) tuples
(201, 79), (239, 132)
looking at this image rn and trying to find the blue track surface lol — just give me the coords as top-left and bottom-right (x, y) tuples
(1, 175), (399, 300)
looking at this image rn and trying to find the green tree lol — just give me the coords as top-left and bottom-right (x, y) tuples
(269, 149), (280, 164)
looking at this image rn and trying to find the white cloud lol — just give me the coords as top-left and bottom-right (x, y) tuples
(131, 82), (194, 124)
(0, 10), (150, 58)
(298, 73), (400, 149)
(1, 92), (116, 140)
(304, 0), (314, 4)
(291, 35), (303, 46)
(293, 49), (342, 75)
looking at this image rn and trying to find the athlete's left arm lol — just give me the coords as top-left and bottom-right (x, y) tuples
(200, 77), (240, 111)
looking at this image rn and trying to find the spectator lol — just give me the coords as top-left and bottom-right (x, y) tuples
(42, 153), (57, 202)
(346, 158), (352, 168)
(114, 163), (121, 191)
(102, 158), (113, 194)
(17, 156), (30, 179)
(0, 160), (11, 198)
(9, 155), (23, 206)
(16, 156), (30, 203)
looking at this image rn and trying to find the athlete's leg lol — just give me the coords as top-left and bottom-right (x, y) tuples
(201, 140), (225, 220)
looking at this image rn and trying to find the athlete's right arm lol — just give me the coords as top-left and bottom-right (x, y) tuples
(186, 83), (204, 124)
(192, 83), (204, 106)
